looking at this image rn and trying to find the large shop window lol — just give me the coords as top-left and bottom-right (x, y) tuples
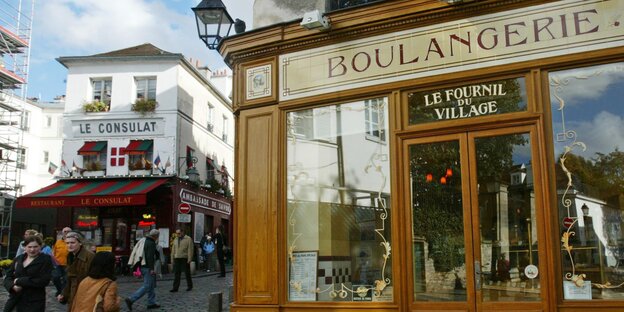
(549, 62), (624, 300)
(286, 97), (392, 302)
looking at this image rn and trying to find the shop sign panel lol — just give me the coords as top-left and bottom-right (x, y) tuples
(280, 0), (624, 100)
(24, 194), (143, 208)
(408, 77), (527, 123)
(72, 118), (165, 137)
(177, 213), (191, 223)
(179, 188), (231, 215)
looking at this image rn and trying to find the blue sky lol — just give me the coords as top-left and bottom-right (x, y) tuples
(24, 0), (253, 101)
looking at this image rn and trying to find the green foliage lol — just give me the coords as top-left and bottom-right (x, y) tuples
(83, 101), (109, 112)
(557, 148), (624, 203)
(132, 99), (158, 115)
(204, 178), (232, 198)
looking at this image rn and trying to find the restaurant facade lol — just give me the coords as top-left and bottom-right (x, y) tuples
(222, 0), (624, 311)
(15, 44), (234, 259)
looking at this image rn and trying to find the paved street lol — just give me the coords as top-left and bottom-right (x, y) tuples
(0, 269), (233, 312)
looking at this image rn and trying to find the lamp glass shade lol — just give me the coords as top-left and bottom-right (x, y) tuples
(192, 0), (234, 49)
(186, 167), (200, 183)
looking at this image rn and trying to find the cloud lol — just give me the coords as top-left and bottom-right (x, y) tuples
(34, 0), (212, 66)
(549, 63), (624, 107)
(554, 111), (624, 159)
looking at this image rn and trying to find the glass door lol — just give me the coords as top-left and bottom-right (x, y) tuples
(406, 125), (547, 311)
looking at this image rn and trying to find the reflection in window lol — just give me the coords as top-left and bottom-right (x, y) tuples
(136, 77), (156, 101)
(92, 78), (112, 106)
(286, 97), (392, 302)
(411, 140), (465, 302)
(550, 62), (624, 300)
(476, 133), (540, 302)
(365, 98), (385, 142)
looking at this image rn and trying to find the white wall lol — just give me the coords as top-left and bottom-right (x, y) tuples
(59, 52), (234, 191)
(19, 100), (64, 194)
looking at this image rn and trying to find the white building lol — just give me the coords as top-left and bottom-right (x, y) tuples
(56, 43), (234, 184)
(19, 98), (65, 194)
(15, 44), (235, 255)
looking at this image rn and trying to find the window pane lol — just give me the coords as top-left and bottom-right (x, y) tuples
(410, 140), (465, 302)
(408, 78), (527, 125)
(476, 133), (540, 302)
(549, 63), (624, 300)
(286, 97), (392, 302)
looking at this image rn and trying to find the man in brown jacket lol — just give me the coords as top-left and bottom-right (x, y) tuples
(170, 228), (193, 292)
(56, 232), (95, 309)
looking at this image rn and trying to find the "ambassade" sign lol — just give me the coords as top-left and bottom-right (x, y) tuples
(280, 0), (624, 100)
(179, 188), (231, 215)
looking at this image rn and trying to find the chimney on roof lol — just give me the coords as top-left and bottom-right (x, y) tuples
(197, 66), (212, 80)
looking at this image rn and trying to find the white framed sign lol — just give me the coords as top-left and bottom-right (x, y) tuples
(563, 281), (592, 300)
(289, 251), (318, 301)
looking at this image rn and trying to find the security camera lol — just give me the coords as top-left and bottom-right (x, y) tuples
(300, 10), (330, 30)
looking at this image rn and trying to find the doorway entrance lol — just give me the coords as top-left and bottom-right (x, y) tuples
(405, 125), (547, 311)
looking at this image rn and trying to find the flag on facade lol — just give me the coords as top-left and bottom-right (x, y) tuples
(61, 159), (66, 167)
(154, 154), (161, 167)
(48, 162), (58, 175)
(165, 156), (171, 168)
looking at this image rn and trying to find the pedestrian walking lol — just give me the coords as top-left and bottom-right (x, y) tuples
(125, 229), (161, 310)
(170, 228), (193, 292)
(154, 242), (165, 280)
(71, 252), (121, 312)
(213, 226), (227, 278)
(14, 229), (38, 258)
(2, 235), (54, 312)
(52, 227), (71, 296)
(57, 232), (95, 310)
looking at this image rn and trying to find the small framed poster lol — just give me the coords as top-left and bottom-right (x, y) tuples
(289, 251), (318, 301)
(563, 280), (592, 300)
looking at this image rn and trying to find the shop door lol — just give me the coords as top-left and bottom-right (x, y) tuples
(406, 125), (547, 312)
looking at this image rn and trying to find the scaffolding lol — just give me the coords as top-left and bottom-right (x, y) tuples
(0, 0), (32, 258)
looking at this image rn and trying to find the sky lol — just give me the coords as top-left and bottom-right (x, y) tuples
(23, 0), (254, 101)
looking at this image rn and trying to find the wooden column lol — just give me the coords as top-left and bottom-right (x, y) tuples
(233, 105), (279, 310)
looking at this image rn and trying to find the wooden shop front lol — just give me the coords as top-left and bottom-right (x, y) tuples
(221, 1), (624, 311)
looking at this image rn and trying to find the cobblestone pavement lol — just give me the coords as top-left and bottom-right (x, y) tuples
(0, 269), (233, 312)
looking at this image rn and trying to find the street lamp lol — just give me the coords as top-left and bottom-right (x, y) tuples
(186, 166), (200, 184)
(192, 0), (234, 49)
(581, 203), (590, 217)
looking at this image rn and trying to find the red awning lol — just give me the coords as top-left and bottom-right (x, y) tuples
(125, 140), (153, 155)
(77, 141), (107, 155)
(15, 178), (169, 208)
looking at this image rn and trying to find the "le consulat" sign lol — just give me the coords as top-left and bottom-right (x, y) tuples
(72, 118), (165, 137)
(280, 0), (623, 100)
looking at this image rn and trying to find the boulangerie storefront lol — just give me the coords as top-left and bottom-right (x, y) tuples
(222, 1), (624, 311)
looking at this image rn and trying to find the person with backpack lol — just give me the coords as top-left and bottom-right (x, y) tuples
(200, 232), (214, 272)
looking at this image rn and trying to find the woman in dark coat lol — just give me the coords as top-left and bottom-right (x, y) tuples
(3, 235), (54, 312)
